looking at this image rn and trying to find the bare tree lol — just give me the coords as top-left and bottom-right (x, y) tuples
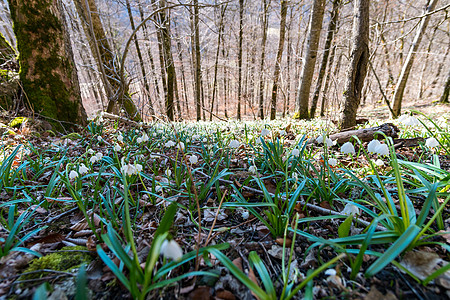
(441, 68), (450, 103)
(295, 0), (326, 119)
(339, 0), (369, 129)
(237, 0), (244, 120)
(258, 0), (270, 119)
(270, 0), (288, 120)
(391, 0), (438, 117)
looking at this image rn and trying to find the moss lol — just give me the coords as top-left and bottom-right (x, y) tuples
(21, 246), (92, 280)
(9, 116), (28, 128)
(61, 132), (82, 140)
(8, 0), (86, 131)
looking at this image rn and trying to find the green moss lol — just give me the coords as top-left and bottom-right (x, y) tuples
(8, 1), (85, 131)
(21, 246), (92, 280)
(61, 132), (82, 140)
(9, 117), (28, 128)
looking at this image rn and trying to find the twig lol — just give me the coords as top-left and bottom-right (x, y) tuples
(204, 189), (228, 247)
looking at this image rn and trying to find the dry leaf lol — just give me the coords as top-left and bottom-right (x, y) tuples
(188, 286), (211, 300)
(216, 289), (236, 300)
(232, 257), (243, 272)
(248, 266), (260, 300)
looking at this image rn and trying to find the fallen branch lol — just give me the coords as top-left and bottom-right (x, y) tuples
(326, 123), (399, 144)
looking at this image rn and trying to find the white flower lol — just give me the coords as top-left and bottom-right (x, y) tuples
(69, 170), (79, 180)
(328, 158), (337, 166)
(165, 169), (172, 177)
(165, 140), (176, 147)
(229, 140), (240, 149)
(114, 144), (122, 152)
(248, 165), (257, 174)
(177, 142), (185, 151)
(141, 133), (149, 143)
(341, 142), (355, 155)
(261, 128), (271, 137)
(374, 159), (385, 166)
(242, 211), (250, 220)
(316, 135), (333, 147)
(325, 269), (337, 276)
(425, 137), (439, 148)
(341, 203), (360, 216)
(291, 149), (300, 157)
(121, 164), (136, 176)
(375, 144), (389, 156)
(79, 164), (89, 174)
(192, 134), (200, 140)
(279, 130), (287, 136)
(153, 133), (157, 137)
(135, 130), (139, 134)
(137, 137), (142, 143)
(89, 156), (99, 164)
(402, 116), (420, 126)
(367, 140), (381, 154)
(87, 149), (95, 155)
(202, 138), (207, 143)
(189, 155), (198, 164)
(97, 136), (102, 141)
(117, 135), (123, 142)
(135, 164), (143, 173)
(95, 152), (103, 160)
(160, 239), (183, 261)
(397, 114), (409, 123)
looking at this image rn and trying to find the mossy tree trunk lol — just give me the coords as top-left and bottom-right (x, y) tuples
(0, 32), (16, 68)
(8, 0), (87, 129)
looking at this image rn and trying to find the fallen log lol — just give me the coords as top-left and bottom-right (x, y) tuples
(326, 123), (400, 144)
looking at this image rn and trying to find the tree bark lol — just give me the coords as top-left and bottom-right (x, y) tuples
(310, 0), (341, 118)
(339, 0), (369, 129)
(192, 0), (202, 121)
(270, 0), (288, 120)
(8, 0), (87, 129)
(296, 0), (326, 119)
(125, 0), (155, 118)
(237, 0), (244, 120)
(440, 68), (450, 103)
(258, 0), (270, 119)
(391, 0), (438, 117)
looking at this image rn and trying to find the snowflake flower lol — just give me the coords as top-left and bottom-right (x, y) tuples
(117, 135), (123, 142)
(291, 149), (300, 157)
(79, 164), (89, 174)
(248, 165), (257, 174)
(114, 144), (122, 152)
(367, 139), (381, 154)
(279, 130), (287, 136)
(90, 156), (99, 164)
(402, 116), (420, 126)
(97, 136), (102, 142)
(189, 155), (198, 164)
(177, 142), (185, 151)
(425, 137), (439, 148)
(69, 170), (79, 180)
(229, 140), (240, 149)
(95, 152), (103, 160)
(328, 158), (337, 166)
(341, 203), (360, 216)
(165, 140), (175, 148)
(375, 143), (389, 156)
(340, 142), (355, 155)
(242, 211), (249, 220)
(160, 239), (183, 261)
(165, 169), (172, 177)
(261, 128), (271, 137)
(374, 159), (385, 166)
(87, 149), (95, 155)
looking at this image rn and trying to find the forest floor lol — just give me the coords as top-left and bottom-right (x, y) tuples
(0, 103), (449, 300)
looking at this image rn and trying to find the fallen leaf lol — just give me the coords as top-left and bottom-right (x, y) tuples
(216, 289), (236, 300)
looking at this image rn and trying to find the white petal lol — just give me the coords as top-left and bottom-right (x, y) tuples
(367, 140), (381, 154)
(160, 239), (183, 261)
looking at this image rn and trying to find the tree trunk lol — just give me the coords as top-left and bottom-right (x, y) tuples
(210, 4), (227, 121)
(320, 45), (337, 116)
(295, 0), (326, 119)
(269, 0), (288, 120)
(0, 32), (16, 67)
(173, 21), (189, 116)
(310, 0), (341, 118)
(339, 0), (369, 129)
(440, 68), (450, 103)
(237, 0), (244, 120)
(8, 0), (87, 129)
(138, 1), (163, 114)
(258, 0), (270, 119)
(125, 0), (155, 118)
(391, 0), (438, 118)
(191, 0), (202, 121)
(73, 0), (139, 120)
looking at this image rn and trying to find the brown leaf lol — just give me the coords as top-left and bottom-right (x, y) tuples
(28, 232), (65, 245)
(86, 236), (97, 251)
(364, 285), (397, 300)
(232, 257), (243, 272)
(188, 286), (211, 300)
(276, 237), (292, 247)
(319, 201), (332, 210)
(216, 289), (236, 300)
(248, 266), (260, 300)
